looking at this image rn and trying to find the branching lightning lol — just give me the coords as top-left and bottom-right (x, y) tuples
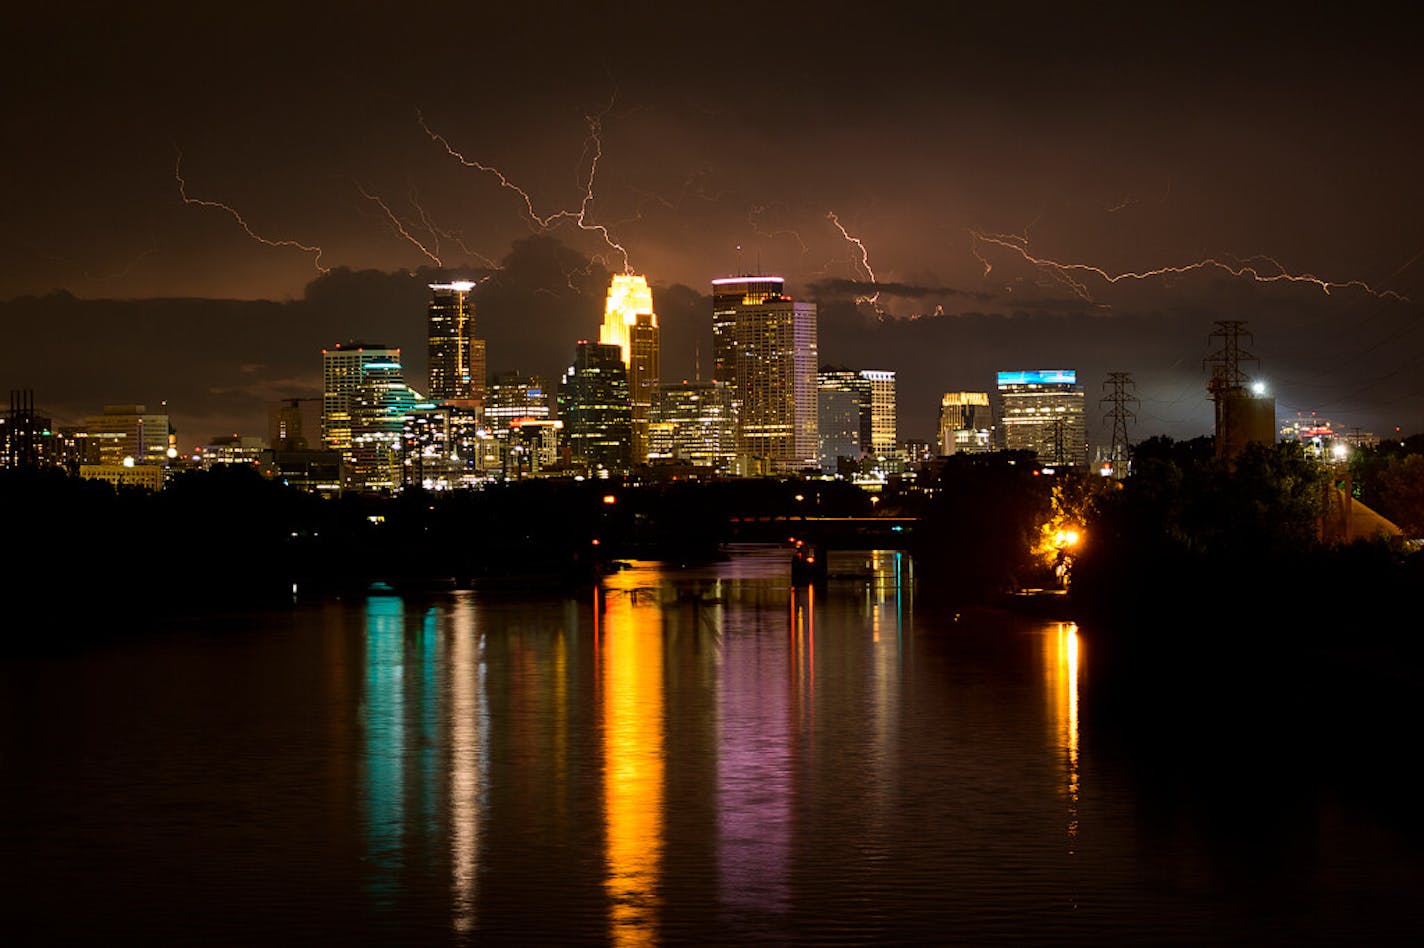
(418, 107), (632, 274)
(175, 151), (328, 273)
(403, 180), (502, 271)
(356, 183), (443, 266)
(748, 203), (809, 256)
(969, 230), (1410, 304)
(826, 210), (883, 312)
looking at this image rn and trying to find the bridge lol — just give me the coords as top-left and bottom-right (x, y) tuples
(724, 515), (918, 584)
(725, 514), (917, 548)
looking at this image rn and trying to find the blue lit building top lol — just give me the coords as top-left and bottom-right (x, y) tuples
(997, 370), (1076, 387)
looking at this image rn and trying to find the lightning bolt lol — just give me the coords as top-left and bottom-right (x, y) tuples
(826, 210), (883, 312)
(175, 151), (328, 273)
(400, 180), (502, 272)
(969, 231), (1410, 304)
(419, 106), (632, 274)
(748, 203), (809, 255)
(405, 179), (442, 260)
(355, 182), (442, 267)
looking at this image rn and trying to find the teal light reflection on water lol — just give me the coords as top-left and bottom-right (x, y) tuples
(363, 595), (405, 903)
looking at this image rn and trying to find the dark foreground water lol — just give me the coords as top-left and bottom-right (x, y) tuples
(4, 546), (1423, 944)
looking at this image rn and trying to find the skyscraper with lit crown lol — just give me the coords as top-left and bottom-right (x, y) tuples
(712, 275), (818, 474)
(600, 274), (659, 463)
(427, 281), (486, 405)
(997, 370), (1087, 467)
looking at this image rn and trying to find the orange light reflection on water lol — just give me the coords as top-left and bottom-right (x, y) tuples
(1045, 621), (1082, 845)
(600, 569), (666, 946)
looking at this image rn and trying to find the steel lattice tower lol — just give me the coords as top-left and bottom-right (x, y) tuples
(1204, 320), (1257, 399)
(1100, 373), (1137, 477)
(1204, 321), (1259, 456)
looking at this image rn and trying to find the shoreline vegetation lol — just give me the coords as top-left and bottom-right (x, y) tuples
(4, 436), (1421, 662)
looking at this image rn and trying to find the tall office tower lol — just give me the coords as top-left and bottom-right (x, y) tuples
(558, 341), (632, 472)
(427, 281), (486, 405)
(650, 380), (736, 470)
(350, 354), (423, 491)
(937, 391), (993, 455)
(711, 276), (784, 384)
(323, 341), (401, 454)
(859, 370), (897, 457)
(817, 368), (865, 472)
(997, 370), (1087, 468)
(484, 372), (551, 431)
(81, 403), (171, 465)
(713, 276), (818, 474)
(600, 274), (659, 463)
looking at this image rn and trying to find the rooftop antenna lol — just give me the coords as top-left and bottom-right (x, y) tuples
(735, 244), (744, 276)
(694, 340), (701, 382)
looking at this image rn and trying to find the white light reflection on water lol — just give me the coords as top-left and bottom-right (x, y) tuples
(447, 593), (487, 934)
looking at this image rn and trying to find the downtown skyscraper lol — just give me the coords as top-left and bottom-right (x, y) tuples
(712, 276), (818, 474)
(426, 281), (486, 406)
(997, 370), (1087, 468)
(559, 341), (632, 472)
(599, 274), (659, 464)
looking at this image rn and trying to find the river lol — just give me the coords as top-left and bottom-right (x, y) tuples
(3, 546), (1421, 943)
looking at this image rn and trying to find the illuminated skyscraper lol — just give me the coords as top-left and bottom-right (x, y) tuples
(712, 276), (783, 385)
(859, 370), (897, 457)
(816, 367), (895, 472)
(650, 381), (736, 470)
(485, 372), (550, 431)
(350, 355), (423, 491)
(559, 341), (632, 472)
(323, 342), (399, 454)
(600, 274), (659, 463)
(712, 276), (817, 474)
(997, 370), (1087, 467)
(427, 281), (486, 405)
(817, 368), (864, 472)
(937, 392), (992, 455)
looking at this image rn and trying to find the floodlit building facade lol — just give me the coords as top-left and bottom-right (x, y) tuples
(600, 274), (659, 464)
(997, 370), (1087, 467)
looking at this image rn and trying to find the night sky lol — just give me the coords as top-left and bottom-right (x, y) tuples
(4, 3), (1421, 448)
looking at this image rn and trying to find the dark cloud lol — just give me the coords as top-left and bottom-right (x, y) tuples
(5, 0), (1424, 453)
(7, 232), (1417, 450)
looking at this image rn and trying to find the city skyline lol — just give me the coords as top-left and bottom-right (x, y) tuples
(3, 5), (1422, 447)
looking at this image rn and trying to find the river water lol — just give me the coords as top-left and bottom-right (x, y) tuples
(4, 546), (1422, 944)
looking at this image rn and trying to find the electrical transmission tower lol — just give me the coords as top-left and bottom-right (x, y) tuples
(1203, 320), (1257, 399)
(1100, 373), (1137, 477)
(1203, 320), (1259, 459)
